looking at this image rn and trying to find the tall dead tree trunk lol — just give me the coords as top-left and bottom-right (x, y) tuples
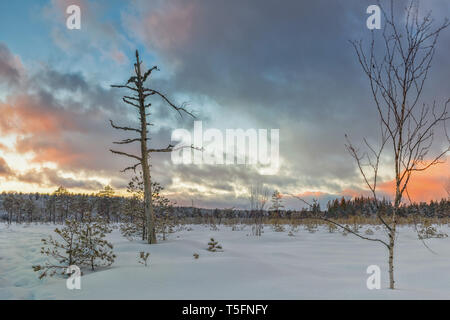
(110, 50), (195, 244)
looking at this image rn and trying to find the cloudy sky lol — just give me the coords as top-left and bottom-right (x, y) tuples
(0, 0), (448, 209)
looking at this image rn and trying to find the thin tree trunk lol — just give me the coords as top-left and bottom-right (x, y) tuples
(134, 51), (157, 244)
(388, 231), (395, 289)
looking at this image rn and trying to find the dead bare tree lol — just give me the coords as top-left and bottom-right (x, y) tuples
(346, 1), (449, 289)
(110, 50), (195, 244)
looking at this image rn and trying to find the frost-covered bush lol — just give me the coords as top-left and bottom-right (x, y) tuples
(305, 222), (318, 233)
(418, 225), (448, 239)
(32, 215), (115, 279)
(352, 224), (361, 233)
(273, 224), (285, 232)
(341, 225), (350, 236)
(32, 219), (85, 279)
(138, 252), (150, 267)
(79, 216), (116, 271)
(327, 223), (337, 233)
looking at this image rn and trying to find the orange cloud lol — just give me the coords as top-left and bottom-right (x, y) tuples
(0, 91), (109, 170)
(377, 159), (449, 203)
(0, 94), (79, 136)
(294, 191), (327, 198)
(341, 187), (371, 198)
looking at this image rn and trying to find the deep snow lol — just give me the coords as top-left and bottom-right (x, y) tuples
(1, 223), (450, 299)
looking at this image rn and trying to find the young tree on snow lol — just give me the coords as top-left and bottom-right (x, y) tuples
(79, 214), (116, 271)
(347, 1), (449, 289)
(269, 190), (284, 216)
(120, 173), (175, 241)
(249, 183), (270, 236)
(54, 186), (72, 222)
(96, 186), (116, 223)
(293, 1), (449, 289)
(32, 219), (86, 279)
(32, 216), (115, 278)
(110, 50), (195, 244)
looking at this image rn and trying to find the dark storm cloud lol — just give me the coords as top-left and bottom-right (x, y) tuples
(124, 0), (450, 195)
(0, 43), (23, 87)
(16, 167), (103, 190)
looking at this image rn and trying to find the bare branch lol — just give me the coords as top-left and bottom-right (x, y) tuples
(120, 162), (141, 173)
(109, 149), (141, 161)
(113, 138), (144, 145)
(142, 66), (159, 82)
(109, 120), (141, 133)
(145, 89), (195, 118)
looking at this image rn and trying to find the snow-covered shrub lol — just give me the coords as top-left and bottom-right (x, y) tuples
(304, 222), (318, 233)
(232, 224), (245, 231)
(341, 225), (350, 236)
(365, 228), (374, 235)
(32, 216), (115, 279)
(418, 225), (448, 239)
(289, 225), (299, 234)
(138, 252), (150, 266)
(79, 215), (116, 271)
(327, 223), (337, 233)
(32, 219), (85, 279)
(352, 224), (361, 233)
(251, 221), (263, 237)
(273, 224), (285, 232)
(207, 238), (223, 252)
(120, 222), (141, 241)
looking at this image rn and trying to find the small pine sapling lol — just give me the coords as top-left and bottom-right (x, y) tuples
(207, 238), (223, 252)
(80, 215), (116, 271)
(32, 219), (85, 279)
(33, 215), (116, 279)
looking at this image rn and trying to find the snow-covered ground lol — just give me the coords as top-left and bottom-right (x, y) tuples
(1, 223), (450, 299)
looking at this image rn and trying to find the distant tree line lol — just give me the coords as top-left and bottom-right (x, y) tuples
(325, 196), (450, 218)
(1, 188), (448, 225)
